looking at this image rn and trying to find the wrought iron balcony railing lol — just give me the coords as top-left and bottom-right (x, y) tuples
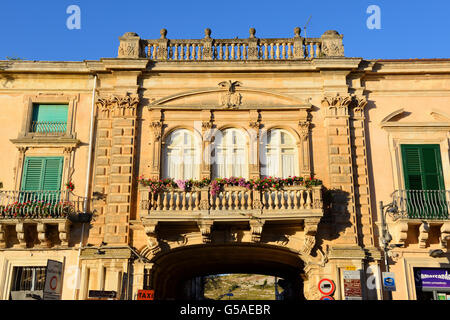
(29, 121), (67, 135)
(391, 190), (450, 220)
(0, 190), (87, 219)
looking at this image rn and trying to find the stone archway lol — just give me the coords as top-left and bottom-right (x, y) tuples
(147, 243), (307, 300)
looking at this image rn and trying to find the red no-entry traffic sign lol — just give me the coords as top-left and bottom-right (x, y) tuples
(318, 279), (336, 296)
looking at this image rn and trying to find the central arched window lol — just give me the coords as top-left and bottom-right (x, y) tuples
(261, 129), (298, 178)
(212, 128), (247, 178)
(162, 129), (200, 180)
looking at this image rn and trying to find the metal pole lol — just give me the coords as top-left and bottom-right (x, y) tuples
(378, 201), (392, 300)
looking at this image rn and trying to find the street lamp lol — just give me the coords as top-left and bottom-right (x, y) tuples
(378, 200), (401, 300)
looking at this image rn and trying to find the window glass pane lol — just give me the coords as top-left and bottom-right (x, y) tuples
(163, 129), (199, 180)
(261, 129), (297, 178)
(212, 129), (247, 178)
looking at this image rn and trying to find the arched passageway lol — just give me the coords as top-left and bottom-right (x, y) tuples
(148, 243), (306, 300)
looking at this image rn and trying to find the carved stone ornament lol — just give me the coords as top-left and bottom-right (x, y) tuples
(298, 121), (311, 141)
(352, 96), (368, 118)
(219, 80), (243, 109)
(199, 199), (210, 211)
(250, 220), (265, 243)
(96, 94), (139, 117)
(321, 94), (353, 117)
(150, 121), (163, 141)
(198, 221), (213, 244)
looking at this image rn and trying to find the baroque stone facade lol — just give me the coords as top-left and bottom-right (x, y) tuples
(0, 28), (449, 301)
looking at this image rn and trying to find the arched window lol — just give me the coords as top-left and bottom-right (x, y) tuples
(261, 129), (298, 178)
(162, 129), (200, 180)
(212, 128), (247, 178)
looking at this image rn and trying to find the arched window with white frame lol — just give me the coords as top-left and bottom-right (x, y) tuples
(212, 128), (248, 178)
(260, 129), (298, 178)
(162, 129), (200, 180)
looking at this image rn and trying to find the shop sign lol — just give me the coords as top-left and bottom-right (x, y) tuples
(415, 269), (450, 289)
(88, 290), (117, 299)
(343, 270), (362, 300)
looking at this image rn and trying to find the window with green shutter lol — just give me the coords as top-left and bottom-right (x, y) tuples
(21, 157), (64, 191)
(30, 104), (68, 134)
(401, 145), (446, 219)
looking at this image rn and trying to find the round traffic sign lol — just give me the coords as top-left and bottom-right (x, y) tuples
(318, 279), (335, 296)
(50, 276), (58, 291)
(320, 296), (335, 300)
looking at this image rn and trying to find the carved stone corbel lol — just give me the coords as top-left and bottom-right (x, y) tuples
(16, 223), (27, 248)
(37, 223), (49, 248)
(58, 221), (70, 247)
(0, 224), (6, 248)
(198, 221), (214, 244)
(249, 220), (265, 243)
(144, 220), (161, 255)
(301, 218), (320, 255)
(440, 222), (450, 249)
(418, 222), (430, 249)
(391, 221), (409, 247)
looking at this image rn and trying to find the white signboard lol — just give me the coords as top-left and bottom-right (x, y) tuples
(43, 260), (63, 300)
(343, 270), (363, 300)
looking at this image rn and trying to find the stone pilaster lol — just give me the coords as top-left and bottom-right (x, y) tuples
(322, 94), (359, 245)
(350, 97), (376, 248)
(92, 94), (139, 245)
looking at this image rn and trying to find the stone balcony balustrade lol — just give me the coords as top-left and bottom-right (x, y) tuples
(0, 190), (90, 248)
(139, 185), (323, 239)
(118, 28), (345, 60)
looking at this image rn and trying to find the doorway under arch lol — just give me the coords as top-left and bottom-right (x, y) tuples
(147, 243), (306, 300)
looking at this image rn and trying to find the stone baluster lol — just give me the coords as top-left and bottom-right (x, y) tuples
(169, 191), (175, 210)
(173, 44), (178, 60)
(268, 191), (274, 209)
(281, 43), (286, 59)
(299, 190), (305, 209)
(315, 42), (321, 57)
(180, 44), (185, 60)
(195, 191), (200, 210)
(275, 43), (280, 59)
(306, 189), (312, 209)
(176, 191), (181, 210)
(163, 192), (169, 210)
(287, 43), (292, 59)
(309, 43), (314, 58)
(156, 193), (162, 210)
(230, 43), (235, 60)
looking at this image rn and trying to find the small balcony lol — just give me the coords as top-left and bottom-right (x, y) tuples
(386, 190), (450, 249)
(0, 190), (89, 248)
(29, 121), (67, 136)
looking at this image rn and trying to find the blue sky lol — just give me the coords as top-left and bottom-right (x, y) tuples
(0, 0), (449, 61)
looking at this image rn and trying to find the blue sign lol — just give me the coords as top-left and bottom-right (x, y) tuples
(382, 272), (396, 291)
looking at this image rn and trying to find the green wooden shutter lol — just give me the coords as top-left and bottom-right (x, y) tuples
(31, 104), (68, 123)
(21, 157), (64, 191)
(42, 158), (64, 191)
(401, 145), (444, 191)
(21, 158), (44, 191)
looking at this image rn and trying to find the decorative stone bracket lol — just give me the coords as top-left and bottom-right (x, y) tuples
(0, 220), (71, 249)
(143, 220), (161, 256)
(249, 219), (265, 243)
(300, 218), (321, 256)
(198, 220), (214, 244)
